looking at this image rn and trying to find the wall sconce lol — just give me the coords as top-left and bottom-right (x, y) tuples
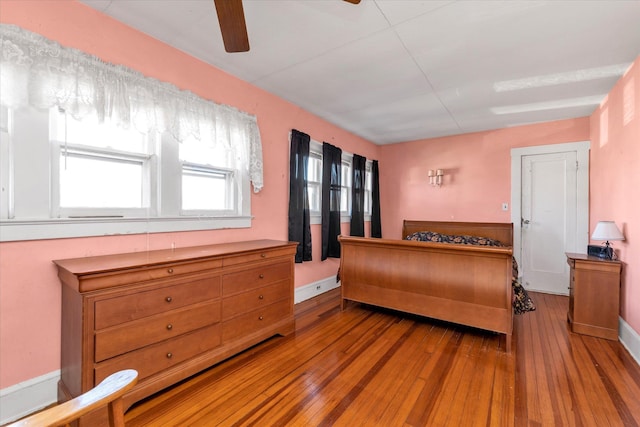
(428, 169), (444, 187)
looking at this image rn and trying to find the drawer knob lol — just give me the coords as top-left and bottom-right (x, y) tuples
(166, 352), (173, 359)
(259, 274), (264, 279)
(167, 268), (174, 274)
(261, 253), (266, 258)
(258, 316), (264, 320)
(258, 294), (264, 300)
(166, 324), (173, 330)
(166, 296), (172, 303)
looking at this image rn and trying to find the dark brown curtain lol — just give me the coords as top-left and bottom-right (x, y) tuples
(370, 160), (382, 238)
(321, 142), (342, 260)
(350, 154), (366, 237)
(288, 129), (312, 263)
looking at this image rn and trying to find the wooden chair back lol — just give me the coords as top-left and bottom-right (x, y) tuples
(7, 369), (138, 427)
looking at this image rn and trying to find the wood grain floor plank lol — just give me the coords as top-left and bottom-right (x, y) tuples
(123, 291), (640, 426)
(591, 339), (640, 426)
(426, 332), (482, 426)
(374, 325), (455, 426)
(329, 319), (431, 425)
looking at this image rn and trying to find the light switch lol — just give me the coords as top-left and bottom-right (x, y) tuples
(501, 203), (509, 211)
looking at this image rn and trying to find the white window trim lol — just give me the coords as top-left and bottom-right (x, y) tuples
(0, 216), (252, 242)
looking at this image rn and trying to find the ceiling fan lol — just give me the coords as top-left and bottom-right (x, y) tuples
(213, 0), (361, 53)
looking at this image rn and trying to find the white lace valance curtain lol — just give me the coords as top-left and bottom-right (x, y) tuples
(0, 24), (263, 192)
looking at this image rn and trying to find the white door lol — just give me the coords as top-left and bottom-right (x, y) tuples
(520, 152), (577, 295)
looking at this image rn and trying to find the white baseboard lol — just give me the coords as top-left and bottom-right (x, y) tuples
(0, 369), (59, 425)
(294, 276), (340, 304)
(619, 317), (640, 367)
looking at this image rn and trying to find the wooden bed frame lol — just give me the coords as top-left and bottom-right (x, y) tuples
(339, 220), (514, 352)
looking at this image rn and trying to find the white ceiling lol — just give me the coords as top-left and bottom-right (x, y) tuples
(79, 0), (640, 145)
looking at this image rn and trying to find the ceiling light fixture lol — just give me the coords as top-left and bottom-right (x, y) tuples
(493, 63), (630, 92)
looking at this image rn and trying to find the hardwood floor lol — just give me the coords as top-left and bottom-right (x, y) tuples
(125, 290), (640, 426)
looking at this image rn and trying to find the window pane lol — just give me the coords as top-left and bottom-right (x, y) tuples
(54, 111), (147, 153)
(365, 166), (372, 214)
(182, 167), (228, 211)
(60, 153), (143, 208)
(341, 163), (351, 187)
(180, 136), (234, 169)
(341, 188), (348, 213)
(308, 155), (322, 182)
(308, 183), (321, 212)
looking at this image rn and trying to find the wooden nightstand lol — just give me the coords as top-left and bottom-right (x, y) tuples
(566, 252), (622, 340)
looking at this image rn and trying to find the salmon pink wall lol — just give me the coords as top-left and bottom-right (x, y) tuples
(378, 118), (590, 238)
(0, 0), (378, 389)
(590, 57), (640, 334)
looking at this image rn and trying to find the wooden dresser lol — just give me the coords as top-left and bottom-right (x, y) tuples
(566, 252), (622, 341)
(54, 239), (297, 426)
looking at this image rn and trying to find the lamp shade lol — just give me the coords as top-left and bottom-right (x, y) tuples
(591, 221), (624, 241)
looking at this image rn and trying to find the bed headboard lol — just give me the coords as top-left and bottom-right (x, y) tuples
(402, 220), (514, 246)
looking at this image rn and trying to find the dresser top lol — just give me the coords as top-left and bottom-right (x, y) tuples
(53, 239), (298, 275)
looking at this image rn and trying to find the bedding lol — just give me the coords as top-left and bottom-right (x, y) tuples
(406, 230), (536, 314)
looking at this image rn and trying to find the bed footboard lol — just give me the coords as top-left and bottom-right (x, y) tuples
(338, 236), (514, 352)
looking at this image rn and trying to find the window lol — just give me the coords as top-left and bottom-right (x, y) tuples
(179, 135), (240, 214)
(340, 157), (352, 217)
(50, 109), (153, 218)
(58, 149), (148, 209)
(306, 139), (372, 223)
(0, 25), (261, 242)
(0, 107), (252, 242)
(307, 151), (322, 215)
(364, 161), (373, 215)
(0, 106), (10, 220)
(181, 165), (232, 212)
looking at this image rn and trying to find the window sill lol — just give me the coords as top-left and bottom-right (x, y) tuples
(0, 216), (252, 242)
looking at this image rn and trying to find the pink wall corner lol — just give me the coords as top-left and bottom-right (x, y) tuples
(0, 0), (379, 388)
(378, 118), (591, 238)
(589, 56), (640, 335)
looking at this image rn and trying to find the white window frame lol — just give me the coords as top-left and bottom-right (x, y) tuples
(179, 162), (236, 216)
(0, 107), (252, 242)
(340, 154), (353, 221)
(0, 106), (12, 221)
(50, 143), (155, 219)
(364, 160), (373, 218)
(307, 149), (322, 219)
(308, 141), (323, 225)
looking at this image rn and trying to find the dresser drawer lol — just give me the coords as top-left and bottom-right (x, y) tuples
(78, 259), (223, 293)
(95, 300), (221, 362)
(94, 323), (221, 384)
(222, 280), (290, 320)
(222, 262), (290, 296)
(95, 276), (221, 330)
(222, 247), (295, 267)
(222, 299), (291, 343)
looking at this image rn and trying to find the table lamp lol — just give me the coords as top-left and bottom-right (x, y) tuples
(591, 221), (624, 260)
